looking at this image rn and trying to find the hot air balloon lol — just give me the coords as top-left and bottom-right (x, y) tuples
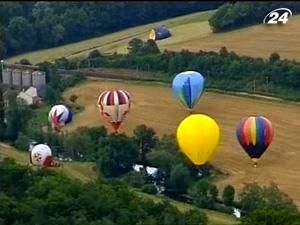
(176, 114), (220, 165)
(172, 71), (205, 112)
(97, 89), (131, 132)
(30, 144), (58, 167)
(236, 116), (274, 167)
(49, 105), (73, 132)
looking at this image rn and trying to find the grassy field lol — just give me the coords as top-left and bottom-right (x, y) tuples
(7, 11), (300, 64)
(0, 143), (237, 225)
(62, 79), (300, 209)
(136, 191), (236, 225)
(6, 10), (214, 64)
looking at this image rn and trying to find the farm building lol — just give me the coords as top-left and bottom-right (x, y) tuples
(17, 86), (42, 105)
(1, 63), (46, 90)
(148, 27), (171, 41)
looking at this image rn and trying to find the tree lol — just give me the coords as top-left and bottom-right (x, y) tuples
(222, 184), (235, 206)
(147, 150), (180, 176)
(269, 52), (280, 63)
(19, 58), (32, 65)
(77, 126), (107, 152)
(88, 49), (102, 59)
(188, 179), (218, 209)
(219, 46), (228, 56)
(168, 57), (177, 75)
(6, 16), (36, 53)
(183, 209), (208, 225)
(122, 171), (145, 188)
(127, 38), (143, 55)
(14, 132), (30, 151)
(63, 133), (94, 161)
(5, 92), (32, 142)
(133, 124), (158, 165)
(143, 39), (160, 54)
(51, 24), (65, 46)
(45, 86), (60, 105)
(209, 185), (219, 203)
(169, 164), (192, 194)
(142, 184), (158, 195)
(239, 208), (300, 225)
(0, 25), (6, 139)
(97, 133), (139, 177)
(54, 57), (70, 69)
(239, 183), (299, 214)
(69, 94), (78, 103)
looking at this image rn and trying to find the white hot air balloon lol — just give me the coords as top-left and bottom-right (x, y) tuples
(30, 144), (56, 167)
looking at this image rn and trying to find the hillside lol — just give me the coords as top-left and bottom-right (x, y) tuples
(0, 143), (237, 225)
(6, 10), (300, 64)
(62, 78), (300, 209)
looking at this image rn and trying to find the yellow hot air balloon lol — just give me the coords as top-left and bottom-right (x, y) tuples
(176, 114), (220, 165)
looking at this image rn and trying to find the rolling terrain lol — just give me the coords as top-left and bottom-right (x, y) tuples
(63, 79), (300, 208)
(6, 11), (300, 64)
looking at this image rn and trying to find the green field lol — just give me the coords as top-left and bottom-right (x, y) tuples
(6, 10), (214, 64)
(0, 143), (237, 225)
(7, 10), (300, 64)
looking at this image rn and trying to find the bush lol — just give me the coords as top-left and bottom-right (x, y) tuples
(69, 94), (78, 103)
(88, 49), (102, 58)
(19, 58), (32, 65)
(14, 132), (30, 151)
(122, 171), (145, 188)
(142, 184), (158, 195)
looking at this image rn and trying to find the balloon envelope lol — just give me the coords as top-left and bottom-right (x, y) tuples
(176, 114), (220, 165)
(49, 105), (72, 131)
(97, 90), (131, 131)
(30, 144), (53, 167)
(236, 116), (274, 163)
(172, 71), (205, 109)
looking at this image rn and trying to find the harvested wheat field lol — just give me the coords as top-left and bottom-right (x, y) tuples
(158, 14), (300, 62)
(63, 79), (300, 207)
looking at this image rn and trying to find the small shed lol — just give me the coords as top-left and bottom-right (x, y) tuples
(149, 27), (171, 41)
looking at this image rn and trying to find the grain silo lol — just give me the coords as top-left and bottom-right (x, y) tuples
(2, 68), (12, 87)
(22, 70), (32, 87)
(32, 70), (46, 87)
(12, 69), (22, 87)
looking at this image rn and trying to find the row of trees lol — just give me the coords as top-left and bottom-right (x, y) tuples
(0, 1), (224, 56)
(66, 38), (300, 100)
(209, 2), (300, 32)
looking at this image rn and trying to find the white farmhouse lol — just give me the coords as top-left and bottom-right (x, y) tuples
(17, 86), (42, 105)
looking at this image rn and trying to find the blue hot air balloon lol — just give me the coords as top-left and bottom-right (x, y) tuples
(172, 71), (205, 110)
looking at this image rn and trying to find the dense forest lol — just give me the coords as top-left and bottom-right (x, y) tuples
(209, 1), (300, 32)
(0, 1), (224, 56)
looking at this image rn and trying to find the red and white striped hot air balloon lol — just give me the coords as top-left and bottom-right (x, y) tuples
(97, 90), (131, 132)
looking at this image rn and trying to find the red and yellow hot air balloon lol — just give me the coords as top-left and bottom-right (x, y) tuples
(236, 116), (274, 167)
(97, 89), (131, 132)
